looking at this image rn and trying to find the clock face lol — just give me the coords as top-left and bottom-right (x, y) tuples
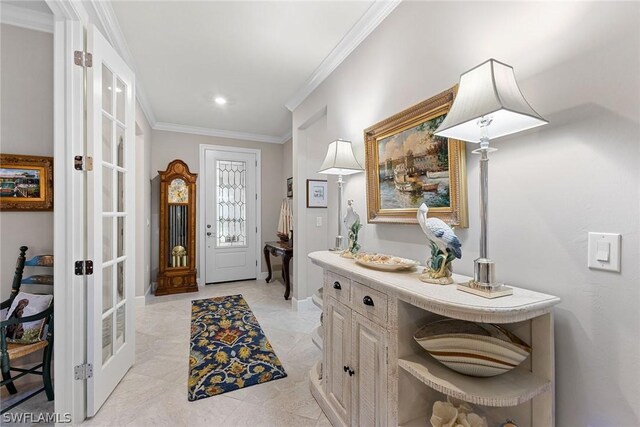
(168, 178), (188, 203)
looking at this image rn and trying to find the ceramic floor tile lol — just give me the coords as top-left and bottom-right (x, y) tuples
(7, 279), (323, 426)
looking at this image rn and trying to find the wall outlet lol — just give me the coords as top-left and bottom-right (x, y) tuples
(316, 217), (322, 227)
(588, 232), (621, 272)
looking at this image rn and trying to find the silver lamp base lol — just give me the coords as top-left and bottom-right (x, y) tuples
(457, 258), (513, 299)
(329, 236), (344, 252)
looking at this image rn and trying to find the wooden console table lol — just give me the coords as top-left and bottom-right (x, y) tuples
(263, 241), (293, 300)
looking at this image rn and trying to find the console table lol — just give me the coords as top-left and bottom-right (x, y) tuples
(263, 241), (293, 300)
(308, 250), (561, 427)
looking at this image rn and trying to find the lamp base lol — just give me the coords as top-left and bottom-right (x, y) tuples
(457, 257), (513, 298)
(329, 236), (344, 252)
(457, 281), (513, 299)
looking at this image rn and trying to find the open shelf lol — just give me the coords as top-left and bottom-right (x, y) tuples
(312, 287), (323, 309)
(312, 324), (323, 350)
(398, 353), (551, 407)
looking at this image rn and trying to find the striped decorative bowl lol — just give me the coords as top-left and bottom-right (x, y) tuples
(414, 319), (531, 377)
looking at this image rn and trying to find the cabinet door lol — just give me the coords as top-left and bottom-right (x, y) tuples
(324, 297), (352, 425)
(351, 312), (388, 427)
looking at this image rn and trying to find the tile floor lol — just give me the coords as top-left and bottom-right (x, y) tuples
(3, 279), (330, 426)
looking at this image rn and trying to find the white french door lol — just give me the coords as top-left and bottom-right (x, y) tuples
(204, 149), (258, 283)
(86, 25), (136, 416)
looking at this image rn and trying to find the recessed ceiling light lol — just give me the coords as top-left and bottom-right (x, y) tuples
(214, 96), (227, 105)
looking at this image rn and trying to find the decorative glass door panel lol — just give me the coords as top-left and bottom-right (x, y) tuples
(216, 160), (246, 247)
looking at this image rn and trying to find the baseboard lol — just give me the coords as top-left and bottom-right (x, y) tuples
(135, 283), (153, 307)
(292, 296), (316, 312)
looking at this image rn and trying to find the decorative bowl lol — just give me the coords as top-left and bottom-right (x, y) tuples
(414, 319), (531, 377)
(354, 253), (419, 271)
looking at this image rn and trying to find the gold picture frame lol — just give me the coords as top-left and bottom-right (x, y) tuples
(0, 154), (53, 211)
(364, 86), (468, 226)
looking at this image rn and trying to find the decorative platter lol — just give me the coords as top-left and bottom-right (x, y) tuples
(354, 253), (420, 271)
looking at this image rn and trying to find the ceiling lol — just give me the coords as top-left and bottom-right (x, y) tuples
(111, 1), (379, 142)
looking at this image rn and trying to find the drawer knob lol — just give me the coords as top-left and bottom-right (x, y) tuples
(363, 296), (375, 306)
(348, 368), (355, 377)
(333, 281), (342, 290)
(343, 365), (349, 372)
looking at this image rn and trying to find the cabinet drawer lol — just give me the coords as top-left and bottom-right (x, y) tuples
(324, 270), (351, 305)
(351, 281), (388, 324)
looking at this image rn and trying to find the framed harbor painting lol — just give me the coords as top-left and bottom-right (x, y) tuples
(364, 86), (468, 226)
(0, 154), (53, 211)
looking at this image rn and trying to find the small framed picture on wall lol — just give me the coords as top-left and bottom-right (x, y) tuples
(306, 179), (327, 208)
(286, 176), (293, 198)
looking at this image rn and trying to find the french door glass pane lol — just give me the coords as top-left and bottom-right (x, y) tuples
(102, 117), (113, 164)
(103, 217), (113, 262)
(116, 125), (125, 168)
(216, 160), (246, 247)
(102, 264), (113, 313)
(102, 64), (113, 115)
(117, 171), (125, 212)
(103, 167), (113, 212)
(117, 217), (124, 258)
(116, 78), (126, 124)
(116, 305), (125, 350)
(117, 261), (124, 303)
(102, 313), (113, 364)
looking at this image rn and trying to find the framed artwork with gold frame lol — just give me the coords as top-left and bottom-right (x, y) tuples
(364, 86), (468, 226)
(0, 154), (53, 211)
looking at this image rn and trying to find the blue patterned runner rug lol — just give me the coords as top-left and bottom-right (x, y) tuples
(188, 294), (287, 401)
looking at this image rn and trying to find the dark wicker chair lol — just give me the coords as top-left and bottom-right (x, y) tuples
(1, 246), (54, 414)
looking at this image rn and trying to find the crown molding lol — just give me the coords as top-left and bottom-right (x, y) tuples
(153, 122), (288, 145)
(88, 0), (157, 126)
(0, 3), (54, 33)
(284, 0), (401, 112)
(279, 130), (293, 144)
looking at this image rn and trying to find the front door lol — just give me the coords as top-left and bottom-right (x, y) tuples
(86, 25), (136, 416)
(204, 149), (258, 283)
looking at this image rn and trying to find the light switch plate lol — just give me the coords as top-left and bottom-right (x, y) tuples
(588, 232), (621, 272)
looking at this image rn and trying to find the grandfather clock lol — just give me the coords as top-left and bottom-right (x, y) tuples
(156, 160), (198, 296)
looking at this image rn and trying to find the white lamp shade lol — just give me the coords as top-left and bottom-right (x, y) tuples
(318, 139), (364, 175)
(435, 59), (547, 143)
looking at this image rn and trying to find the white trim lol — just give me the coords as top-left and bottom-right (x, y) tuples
(0, 3), (54, 33)
(258, 271), (269, 280)
(52, 16), (87, 425)
(156, 122), (286, 145)
(284, 0), (401, 112)
(135, 284), (152, 307)
(85, 0), (157, 127)
(198, 144), (262, 285)
(291, 297), (316, 312)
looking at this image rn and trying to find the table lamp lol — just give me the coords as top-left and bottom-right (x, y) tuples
(435, 59), (548, 298)
(318, 139), (364, 251)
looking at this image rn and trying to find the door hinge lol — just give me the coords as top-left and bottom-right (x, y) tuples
(74, 363), (93, 380)
(74, 155), (93, 171)
(74, 50), (93, 67)
(75, 260), (94, 276)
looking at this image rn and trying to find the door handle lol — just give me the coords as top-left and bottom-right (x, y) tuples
(363, 296), (374, 306)
(333, 281), (341, 290)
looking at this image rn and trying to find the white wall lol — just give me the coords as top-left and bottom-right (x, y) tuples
(135, 101), (152, 298)
(0, 24), (53, 298)
(149, 130), (285, 282)
(292, 2), (640, 425)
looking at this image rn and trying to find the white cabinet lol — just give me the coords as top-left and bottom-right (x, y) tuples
(309, 251), (561, 427)
(351, 311), (387, 427)
(325, 296), (352, 424)
(323, 268), (389, 427)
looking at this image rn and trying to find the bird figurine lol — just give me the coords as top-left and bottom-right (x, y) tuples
(342, 200), (363, 258)
(416, 203), (462, 284)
